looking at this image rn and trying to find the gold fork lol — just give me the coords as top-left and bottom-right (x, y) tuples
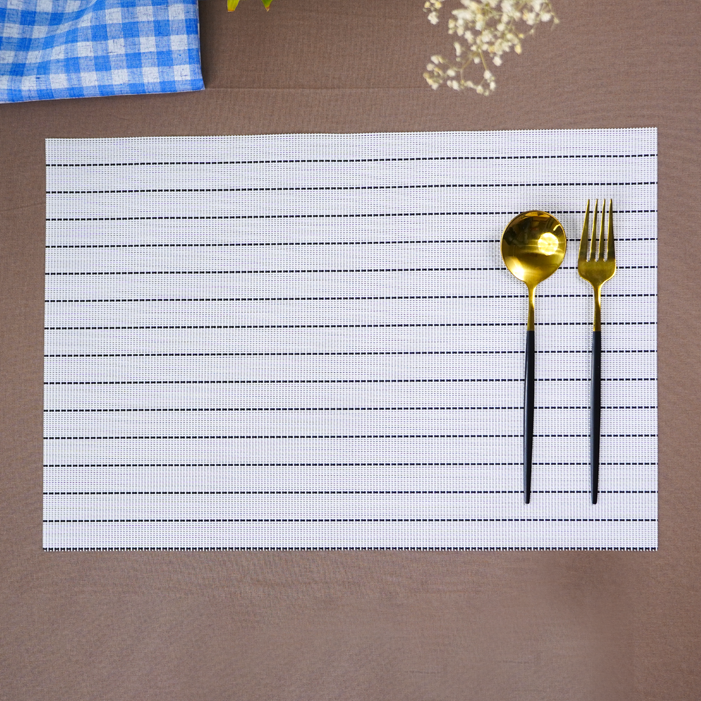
(578, 200), (616, 504)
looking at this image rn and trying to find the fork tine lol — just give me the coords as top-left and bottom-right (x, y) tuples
(598, 199), (607, 261)
(607, 199), (615, 261)
(579, 199), (590, 262)
(589, 199), (599, 261)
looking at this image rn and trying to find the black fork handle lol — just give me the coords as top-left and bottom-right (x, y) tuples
(591, 330), (601, 504)
(524, 330), (535, 504)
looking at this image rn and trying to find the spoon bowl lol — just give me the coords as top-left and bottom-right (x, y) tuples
(501, 211), (567, 312)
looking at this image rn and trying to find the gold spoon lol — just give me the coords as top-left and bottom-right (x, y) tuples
(501, 211), (567, 503)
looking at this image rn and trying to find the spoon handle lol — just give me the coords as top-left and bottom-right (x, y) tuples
(591, 330), (601, 504)
(524, 329), (535, 503)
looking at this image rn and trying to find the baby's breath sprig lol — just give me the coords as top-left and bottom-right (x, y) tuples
(424, 0), (557, 96)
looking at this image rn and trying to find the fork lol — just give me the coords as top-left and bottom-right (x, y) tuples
(578, 200), (617, 504)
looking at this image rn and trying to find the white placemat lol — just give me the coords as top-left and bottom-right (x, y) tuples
(43, 129), (658, 550)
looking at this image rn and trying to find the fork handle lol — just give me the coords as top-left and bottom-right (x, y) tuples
(524, 329), (535, 504)
(590, 330), (601, 504)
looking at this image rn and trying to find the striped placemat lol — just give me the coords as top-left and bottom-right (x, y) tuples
(43, 128), (657, 550)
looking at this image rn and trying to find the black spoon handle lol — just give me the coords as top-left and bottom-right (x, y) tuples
(591, 330), (601, 504)
(524, 329), (535, 504)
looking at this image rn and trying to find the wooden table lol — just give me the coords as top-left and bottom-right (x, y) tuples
(1, 1), (699, 698)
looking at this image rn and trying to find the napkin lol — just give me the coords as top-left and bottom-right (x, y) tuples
(0, 0), (203, 103)
(43, 129), (658, 550)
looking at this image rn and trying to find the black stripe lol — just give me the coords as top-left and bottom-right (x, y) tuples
(45, 237), (658, 250)
(45, 293), (658, 302)
(46, 180), (658, 195)
(44, 433), (657, 440)
(45, 153), (658, 167)
(47, 239), (507, 249)
(45, 208), (658, 222)
(43, 489), (658, 496)
(43, 377), (657, 385)
(43, 350), (658, 358)
(41, 406), (523, 413)
(42, 461), (656, 467)
(43, 405), (658, 412)
(44, 321), (657, 330)
(43, 265), (657, 276)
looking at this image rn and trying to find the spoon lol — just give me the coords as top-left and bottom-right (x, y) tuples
(501, 211), (567, 503)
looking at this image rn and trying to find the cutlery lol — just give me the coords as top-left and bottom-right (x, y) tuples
(501, 211), (567, 503)
(578, 200), (617, 504)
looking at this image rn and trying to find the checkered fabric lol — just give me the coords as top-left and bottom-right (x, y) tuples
(0, 0), (203, 103)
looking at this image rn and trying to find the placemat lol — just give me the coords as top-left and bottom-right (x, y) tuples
(43, 128), (657, 550)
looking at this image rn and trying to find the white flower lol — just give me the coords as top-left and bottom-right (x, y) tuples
(425, 0), (557, 96)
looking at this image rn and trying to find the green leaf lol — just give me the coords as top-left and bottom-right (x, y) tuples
(228, 0), (272, 10)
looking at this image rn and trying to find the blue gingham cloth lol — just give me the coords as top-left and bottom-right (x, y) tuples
(0, 0), (203, 103)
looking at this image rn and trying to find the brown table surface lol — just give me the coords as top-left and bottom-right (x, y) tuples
(1, 1), (700, 698)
